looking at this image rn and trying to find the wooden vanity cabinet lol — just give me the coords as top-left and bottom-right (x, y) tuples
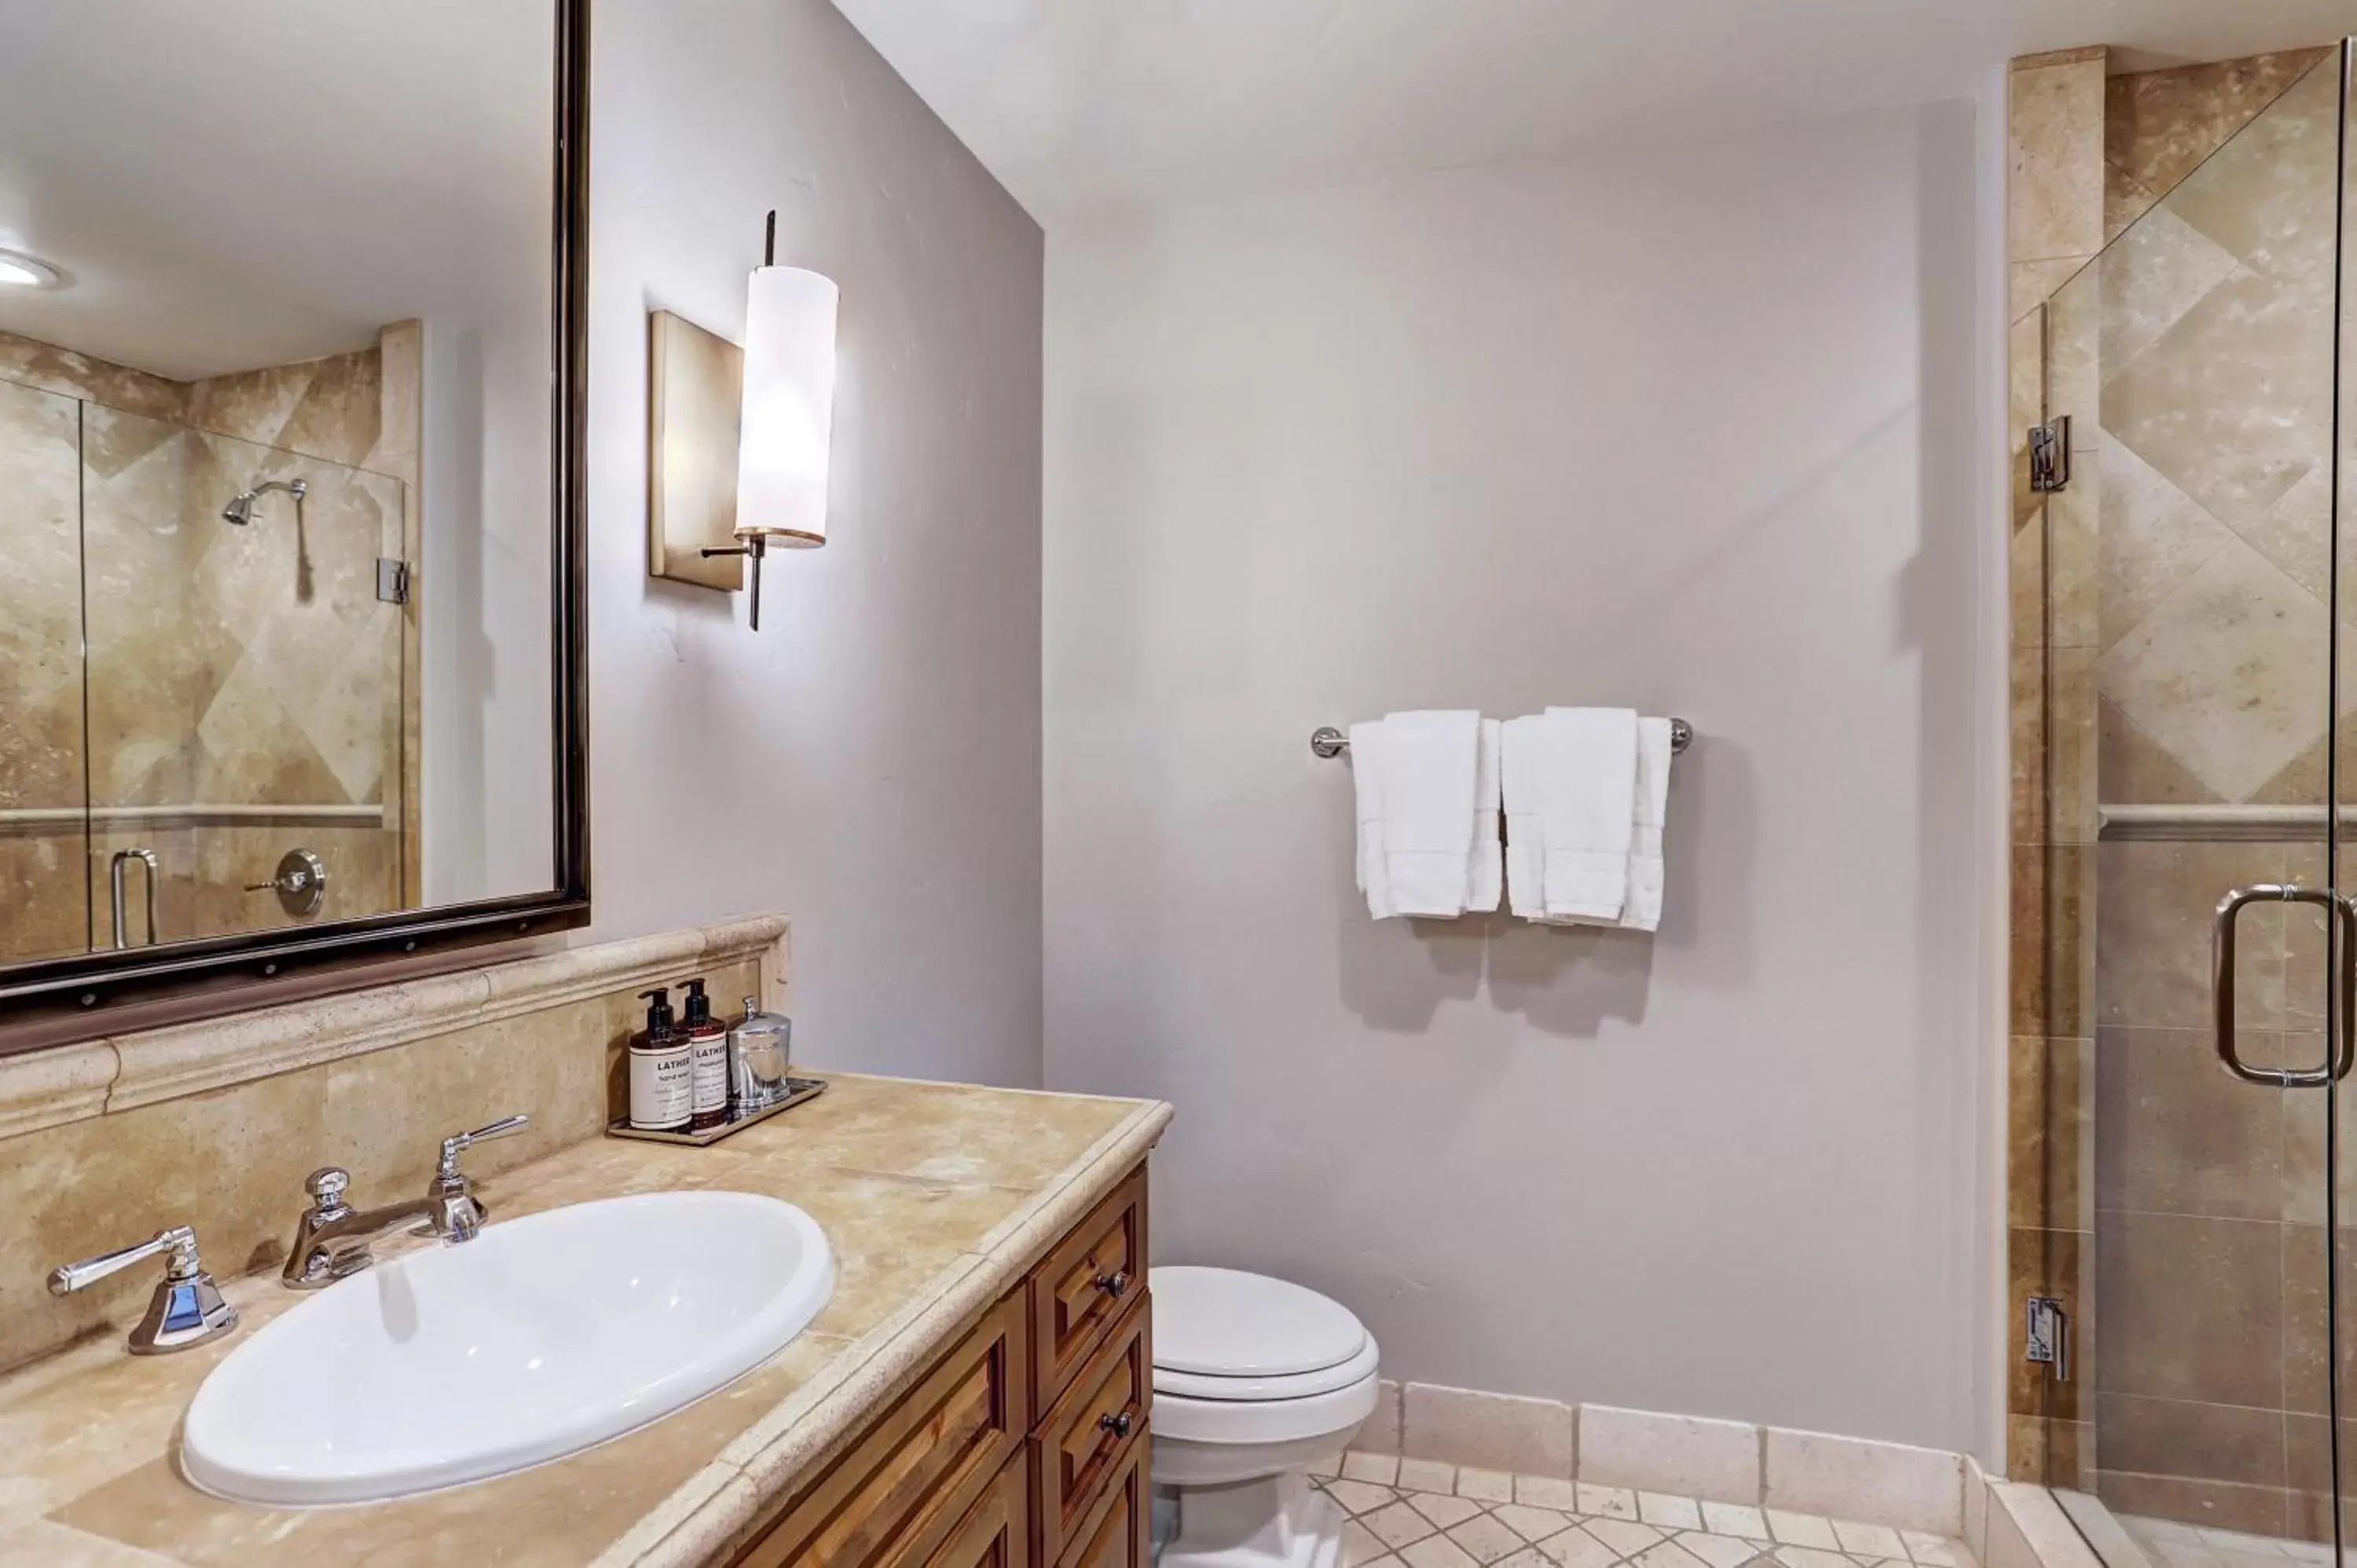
(727, 1164), (1152, 1568)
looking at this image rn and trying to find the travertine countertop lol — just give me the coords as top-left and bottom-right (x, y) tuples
(0, 1072), (1171, 1567)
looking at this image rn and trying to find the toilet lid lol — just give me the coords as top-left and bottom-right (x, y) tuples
(1150, 1266), (1369, 1379)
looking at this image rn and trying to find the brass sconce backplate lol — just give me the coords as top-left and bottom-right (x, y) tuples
(647, 309), (746, 592)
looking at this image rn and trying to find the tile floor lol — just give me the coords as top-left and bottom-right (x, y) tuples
(2121, 1514), (2339, 1568)
(1312, 1450), (1975, 1568)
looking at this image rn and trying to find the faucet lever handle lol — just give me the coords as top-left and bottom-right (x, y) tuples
(437, 1114), (529, 1181)
(49, 1225), (200, 1296)
(49, 1225), (238, 1354)
(303, 1167), (353, 1215)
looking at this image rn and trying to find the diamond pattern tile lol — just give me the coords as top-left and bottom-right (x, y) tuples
(2096, 536), (2331, 800)
(1314, 1454), (1974, 1568)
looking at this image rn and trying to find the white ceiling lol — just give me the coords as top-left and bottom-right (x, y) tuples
(827, 0), (2357, 221)
(0, 0), (551, 381)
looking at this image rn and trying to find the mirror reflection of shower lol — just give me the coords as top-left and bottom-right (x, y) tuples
(222, 477), (315, 601)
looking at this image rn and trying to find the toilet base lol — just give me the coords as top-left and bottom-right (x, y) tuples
(1161, 1471), (1343, 1568)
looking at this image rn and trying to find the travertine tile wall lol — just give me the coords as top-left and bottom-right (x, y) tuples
(2008, 40), (2344, 1535)
(0, 324), (424, 959)
(0, 376), (91, 959)
(0, 915), (786, 1376)
(2007, 43), (2106, 1493)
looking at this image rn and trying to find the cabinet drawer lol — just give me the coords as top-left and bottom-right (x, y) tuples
(1054, 1435), (1149, 1568)
(732, 1292), (1028, 1568)
(1029, 1163), (1148, 1420)
(924, 1456), (1030, 1568)
(1033, 1295), (1150, 1564)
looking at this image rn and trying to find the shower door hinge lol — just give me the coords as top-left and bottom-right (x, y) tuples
(2028, 417), (2070, 493)
(2025, 1295), (2069, 1381)
(376, 559), (411, 605)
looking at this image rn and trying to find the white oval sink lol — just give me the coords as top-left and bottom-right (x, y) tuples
(182, 1191), (833, 1507)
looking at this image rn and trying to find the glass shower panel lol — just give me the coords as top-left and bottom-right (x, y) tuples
(80, 407), (407, 946)
(2044, 44), (2347, 1548)
(2330, 39), (2357, 1551)
(0, 378), (90, 961)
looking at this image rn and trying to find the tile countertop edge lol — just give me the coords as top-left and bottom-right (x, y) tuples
(625, 1097), (1175, 1568)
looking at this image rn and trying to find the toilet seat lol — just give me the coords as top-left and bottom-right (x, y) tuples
(1151, 1266), (1369, 1379)
(1153, 1335), (1381, 1403)
(1149, 1266), (1380, 1445)
(1153, 1363), (1382, 1448)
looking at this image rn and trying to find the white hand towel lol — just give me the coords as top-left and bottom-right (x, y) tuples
(1469, 718), (1502, 913)
(1378, 709), (1482, 918)
(1618, 716), (1674, 932)
(1501, 716), (1549, 918)
(1348, 720), (1394, 920)
(1540, 707), (1638, 922)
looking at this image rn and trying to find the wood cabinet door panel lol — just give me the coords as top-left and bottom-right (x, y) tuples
(1029, 1164), (1147, 1422)
(924, 1457), (1030, 1568)
(1034, 1295), (1149, 1564)
(1054, 1438), (1147, 1568)
(733, 1292), (1028, 1568)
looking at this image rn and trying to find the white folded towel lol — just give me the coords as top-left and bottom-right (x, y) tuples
(1469, 718), (1502, 914)
(1501, 716), (1549, 919)
(1538, 707), (1638, 922)
(1618, 716), (1675, 932)
(1376, 709), (1482, 918)
(1348, 720), (1394, 920)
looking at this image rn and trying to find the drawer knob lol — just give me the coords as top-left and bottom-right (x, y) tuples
(1099, 1410), (1135, 1439)
(1093, 1269), (1131, 1299)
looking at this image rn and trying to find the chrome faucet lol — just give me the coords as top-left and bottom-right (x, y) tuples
(280, 1115), (528, 1288)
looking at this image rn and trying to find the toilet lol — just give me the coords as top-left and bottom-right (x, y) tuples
(1150, 1266), (1380, 1568)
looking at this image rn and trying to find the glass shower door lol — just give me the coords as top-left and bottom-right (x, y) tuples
(2039, 38), (2352, 1555)
(0, 378), (90, 961)
(80, 408), (407, 946)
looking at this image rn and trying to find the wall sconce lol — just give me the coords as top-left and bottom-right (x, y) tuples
(702, 211), (838, 629)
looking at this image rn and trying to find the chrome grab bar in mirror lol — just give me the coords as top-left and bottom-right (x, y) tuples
(108, 848), (160, 950)
(2213, 884), (2357, 1087)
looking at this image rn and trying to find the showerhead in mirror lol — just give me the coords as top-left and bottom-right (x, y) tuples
(222, 478), (308, 526)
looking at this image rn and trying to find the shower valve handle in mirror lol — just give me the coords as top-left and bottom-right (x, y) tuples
(247, 848), (329, 916)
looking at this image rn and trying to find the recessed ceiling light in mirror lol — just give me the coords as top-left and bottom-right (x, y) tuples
(0, 249), (64, 288)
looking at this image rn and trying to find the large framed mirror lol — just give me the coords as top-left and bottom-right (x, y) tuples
(0, 0), (589, 1028)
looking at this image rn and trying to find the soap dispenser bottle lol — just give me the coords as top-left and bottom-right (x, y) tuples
(681, 979), (731, 1130)
(628, 987), (693, 1132)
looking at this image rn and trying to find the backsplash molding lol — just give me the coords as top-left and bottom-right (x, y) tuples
(0, 914), (787, 1139)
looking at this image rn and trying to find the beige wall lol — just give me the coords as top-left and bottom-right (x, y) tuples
(582, 0), (1046, 1088)
(1043, 103), (1996, 1451)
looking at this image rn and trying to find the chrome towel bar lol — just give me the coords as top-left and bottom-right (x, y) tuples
(1311, 718), (1693, 760)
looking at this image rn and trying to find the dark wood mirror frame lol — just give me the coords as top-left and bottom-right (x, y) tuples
(0, 0), (593, 1048)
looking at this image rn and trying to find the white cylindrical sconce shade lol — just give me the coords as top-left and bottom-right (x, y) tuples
(735, 263), (839, 548)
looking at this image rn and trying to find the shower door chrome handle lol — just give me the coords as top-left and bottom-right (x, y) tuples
(109, 848), (161, 950)
(2213, 885), (2357, 1086)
